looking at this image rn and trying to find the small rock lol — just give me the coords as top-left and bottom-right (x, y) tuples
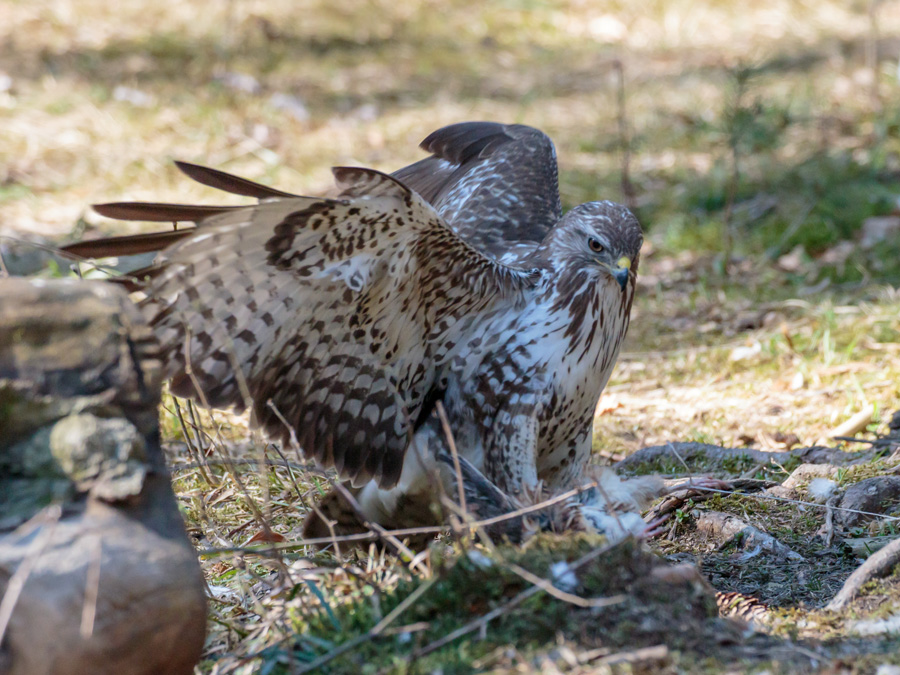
(550, 560), (578, 593)
(860, 215), (900, 249)
(808, 477), (839, 503)
(215, 71), (262, 94)
(781, 463), (840, 491)
(776, 245), (806, 272)
(837, 476), (900, 529)
(112, 85), (155, 108)
(268, 92), (309, 122)
(729, 341), (761, 362)
(466, 550), (493, 569)
(819, 240), (855, 266)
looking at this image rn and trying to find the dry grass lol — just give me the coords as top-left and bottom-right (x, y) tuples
(4, 0), (900, 672)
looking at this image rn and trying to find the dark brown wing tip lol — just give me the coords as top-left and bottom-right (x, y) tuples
(418, 121), (514, 164)
(60, 229), (193, 258)
(92, 201), (240, 222)
(174, 161), (296, 200)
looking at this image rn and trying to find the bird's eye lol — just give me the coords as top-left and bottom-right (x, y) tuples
(588, 238), (604, 253)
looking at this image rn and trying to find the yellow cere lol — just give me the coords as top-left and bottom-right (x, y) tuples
(617, 256), (632, 270)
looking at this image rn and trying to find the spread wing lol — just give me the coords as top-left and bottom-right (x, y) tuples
(392, 121), (562, 257)
(62, 122), (562, 265)
(130, 168), (537, 487)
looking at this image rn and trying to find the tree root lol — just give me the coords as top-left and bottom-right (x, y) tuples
(825, 537), (900, 611)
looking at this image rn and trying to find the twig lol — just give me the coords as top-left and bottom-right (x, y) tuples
(832, 437), (879, 445)
(266, 399), (349, 557)
(0, 505), (62, 645)
(826, 536), (900, 611)
(171, 398), (218, 487)
(181, 325), (278, 543)
(434, 400), (468, 523)
(266, 443), (314, 509)
(612, 59), (637, 215)
(684, 486), (900, 522)
(504, 561), (618, 608)
(192, 475), (900, 560)
(823, 493), (840, 548)
(828, 404), (875, 441)
(80, 534), (103, 639)
(664, 442), (693, 475)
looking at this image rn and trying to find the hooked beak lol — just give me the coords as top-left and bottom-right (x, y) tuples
(612, 256), (631, 291)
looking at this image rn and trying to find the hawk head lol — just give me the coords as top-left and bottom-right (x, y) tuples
(536, 201), (642, 292)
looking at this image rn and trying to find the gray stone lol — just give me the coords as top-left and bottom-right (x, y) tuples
(0, 279), (205, 675)
(837, 476), (900, 530)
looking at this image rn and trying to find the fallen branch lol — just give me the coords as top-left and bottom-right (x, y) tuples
(696, 511), (804, 561)
(616, 442), (876, 476)
(826, 537), (900, 611)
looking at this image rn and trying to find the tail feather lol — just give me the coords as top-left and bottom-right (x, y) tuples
(61, 162), (298, 262)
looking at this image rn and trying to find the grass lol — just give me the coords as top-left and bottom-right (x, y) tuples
(3, 0), (900, 672)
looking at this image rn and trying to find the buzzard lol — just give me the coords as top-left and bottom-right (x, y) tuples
(64, 122), (646, 543)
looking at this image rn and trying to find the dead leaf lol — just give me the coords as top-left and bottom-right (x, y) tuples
(244, 529), (286, 546)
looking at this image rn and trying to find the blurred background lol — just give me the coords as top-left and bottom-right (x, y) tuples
(1, 0), (899, 451)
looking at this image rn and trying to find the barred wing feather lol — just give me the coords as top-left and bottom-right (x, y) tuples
(143, 168), (535, 487)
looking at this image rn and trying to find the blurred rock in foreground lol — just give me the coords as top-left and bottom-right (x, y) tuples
(0, 278), (206, 675)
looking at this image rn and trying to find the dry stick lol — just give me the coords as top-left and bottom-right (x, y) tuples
(503, 561), (619, 609)
(471, 481), (600, 530)
(823, 493), (840, 548)
(612, 58), (637, 215)
(0, 505), (62, 645)
(172, 398), (218, 487)
(219, 337), (277, 529)
(266, 399), (349, 558)
(79, 534), (103, 639)
(679, 486), (900, 522)
(266, 400), (344, 558)
(266, 442), (315, 510)
(434, 401), (468, 524)
(665, 442), (695, 477)
(826, 536), (900, 611)
(410, 539), (628, 661)
(195, 477), (900, 560)
(185, 399), (213, 454)
(181, 326), (277, 543)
